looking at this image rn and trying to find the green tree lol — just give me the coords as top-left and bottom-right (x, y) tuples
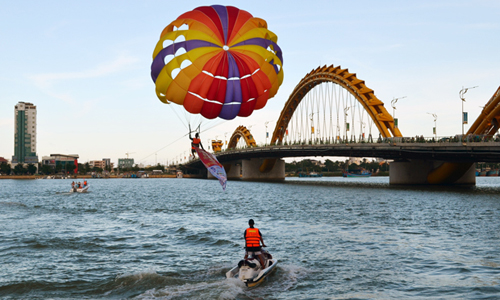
(13, 164), (27, 175)
(65, 163), (76, 174)
(84, 162), (91, 174)
(39, 164), (54, 175)
(0, 162), (11, 175)
(92, 167), (103, 173)
(324, 159), (337, 172)
(26, 163), (37, 175)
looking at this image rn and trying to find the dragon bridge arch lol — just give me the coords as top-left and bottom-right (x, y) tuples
(259, 64), (402, 172)
(271, 64), (402, 145)
(227, 126), (257, 149)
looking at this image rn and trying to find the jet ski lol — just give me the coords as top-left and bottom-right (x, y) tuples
(226, 248), (277, 288)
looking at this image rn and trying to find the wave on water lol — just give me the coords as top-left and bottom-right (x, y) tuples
(104, 268), (185, 298)
(265, 264), (310, 292)
(0, 201), (27, 207)
(136, 280), (244, 300)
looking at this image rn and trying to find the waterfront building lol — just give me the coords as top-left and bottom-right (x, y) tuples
(12, 102), (38, 165)
(118, 158), (134, 169)
(103, 158), (112, 169)
(41, 154), (79, 172)
(88, 159), (114, 170)
(89, 160), (106, 169)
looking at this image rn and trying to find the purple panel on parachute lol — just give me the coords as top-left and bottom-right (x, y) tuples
(219, 52), (242, 120)
(232, 37), (284, 69)
(151, 40), (220, 82)
(212, 5), (229, 44)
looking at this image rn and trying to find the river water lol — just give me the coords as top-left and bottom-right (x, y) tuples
(1, 177), (499, 299)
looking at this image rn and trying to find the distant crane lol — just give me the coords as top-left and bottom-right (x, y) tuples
(125, 152), (135, 159)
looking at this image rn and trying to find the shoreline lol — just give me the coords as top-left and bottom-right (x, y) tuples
(0, 173), (389, 179)
(0, 175), (180, 179)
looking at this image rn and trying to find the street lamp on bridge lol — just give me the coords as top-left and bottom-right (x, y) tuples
(391, 96), (406, 128)
(265, 121), (270, 145)
(459, 86), (478, 138)
(427, 113), (438, 139)
(344, 107), (350, 142)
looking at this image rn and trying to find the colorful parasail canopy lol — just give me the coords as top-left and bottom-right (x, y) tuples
(151, 5), (284, 120)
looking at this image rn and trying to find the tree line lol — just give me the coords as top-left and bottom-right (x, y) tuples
(0, 161), (167, 176)
(285, 158), (389, 175)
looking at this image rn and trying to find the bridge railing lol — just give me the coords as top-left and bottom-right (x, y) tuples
(380, 134), (500, 144)
(218, 134), (500, 153)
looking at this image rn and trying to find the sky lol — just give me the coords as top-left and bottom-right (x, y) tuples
(1, 0), (499, 166)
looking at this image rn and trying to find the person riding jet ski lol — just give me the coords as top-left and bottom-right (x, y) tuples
(226, 219), (277, 287)
(244, 219), (267, 268)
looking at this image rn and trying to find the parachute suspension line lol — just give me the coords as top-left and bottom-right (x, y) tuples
(168, 104), (190, 132)
(199, 119), (226, 134)
(138, 132), (190, 163)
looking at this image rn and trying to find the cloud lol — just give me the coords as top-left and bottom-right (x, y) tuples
(29, 54), (139, 104)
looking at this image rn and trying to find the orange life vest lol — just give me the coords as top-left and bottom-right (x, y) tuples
(191, 138), (201, 149)
(245, 227), (261, 248)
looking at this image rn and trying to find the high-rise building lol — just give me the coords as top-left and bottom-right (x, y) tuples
(12, 102), (38, 164)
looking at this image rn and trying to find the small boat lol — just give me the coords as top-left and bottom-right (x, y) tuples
(298, 172), (322, 177)
(226, 249), (277, 288)
(70, 186), (89, 193)
(343, 169), (371, 177)
(487, 170), (499, 176)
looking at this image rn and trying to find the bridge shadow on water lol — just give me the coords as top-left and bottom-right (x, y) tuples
(282, 177), (500, 196)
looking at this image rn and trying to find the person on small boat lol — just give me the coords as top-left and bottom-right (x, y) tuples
(83, 180), (87, 187)
(244, 219), (267, 268)
(71, 181), (76, 192)
(189, 132), (204, 158)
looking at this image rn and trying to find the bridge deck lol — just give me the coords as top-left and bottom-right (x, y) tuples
(185, 142), (500, 168)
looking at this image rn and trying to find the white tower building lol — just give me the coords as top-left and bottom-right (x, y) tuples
(12, 102), (38, 165)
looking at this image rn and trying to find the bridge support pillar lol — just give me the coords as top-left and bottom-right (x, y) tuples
(390, 160), (476, 185)
(241, 158), (285, 181)
(225, 163), (241, 180)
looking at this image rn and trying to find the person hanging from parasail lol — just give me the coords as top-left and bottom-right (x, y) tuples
(189, 132), (204, 158)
